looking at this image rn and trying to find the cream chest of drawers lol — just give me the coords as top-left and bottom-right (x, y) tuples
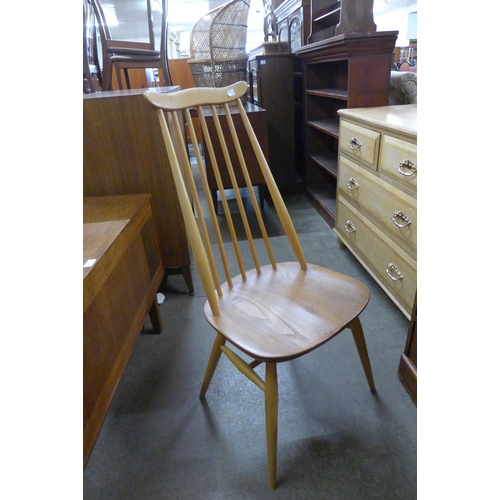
(335, 105), (417, 319)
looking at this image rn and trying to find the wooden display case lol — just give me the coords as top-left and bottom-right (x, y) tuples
(308, 0), (377, 44)
(275, 0), (311, 52)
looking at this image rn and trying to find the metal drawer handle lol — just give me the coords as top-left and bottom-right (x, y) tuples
(386, 263), (404, 281)
(398, 159), (417, 176)
(392, 211), (412, 228)
(347, 177), (359, 190)
(349, 137), (361, 150)
(344, 220), (356, 233)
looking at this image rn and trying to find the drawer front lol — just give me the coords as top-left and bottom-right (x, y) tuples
(339, 120), (380, 170)
(338, 155), (417, 256)
(379, 134), (417, 193)
(336, 196), (417, 317)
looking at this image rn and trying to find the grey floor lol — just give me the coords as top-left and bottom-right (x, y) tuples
(83, 185), (417, 499)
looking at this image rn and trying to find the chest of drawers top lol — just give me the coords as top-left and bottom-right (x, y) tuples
(338, 104), (417, 196)
(338, 105), (417, 139)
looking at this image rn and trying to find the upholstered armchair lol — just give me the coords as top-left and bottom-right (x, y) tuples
(389, 71), (417, 105)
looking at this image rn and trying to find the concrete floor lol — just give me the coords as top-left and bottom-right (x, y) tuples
(83, 186), (417, 499)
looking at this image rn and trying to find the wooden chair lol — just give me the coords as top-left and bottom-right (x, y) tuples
(144, 81), (376, 489)
(83, 0), (101, 93)
(90, 0), (172, 90)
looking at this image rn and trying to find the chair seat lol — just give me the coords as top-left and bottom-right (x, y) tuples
(108, 47), (161, 57)
(110, 49), (161, 63)
(204, 262), (370, 362)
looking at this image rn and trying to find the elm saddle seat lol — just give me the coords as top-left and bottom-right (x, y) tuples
(144, 81), (376, 490)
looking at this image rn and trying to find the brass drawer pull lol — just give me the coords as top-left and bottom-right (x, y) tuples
(344, 220), (356, 233)
(348, 137), (361, 150)
(386, 263), (404, 281)
(392, 211), (412, 228)
(398, 159), (417, 176)
(347, 177), (359, 190)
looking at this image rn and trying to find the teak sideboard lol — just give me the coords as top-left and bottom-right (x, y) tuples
(83, 86), (193, 293)
(83, 194), (164, 467)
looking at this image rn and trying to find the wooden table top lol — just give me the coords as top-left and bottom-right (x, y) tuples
(82, 85), (180, 100)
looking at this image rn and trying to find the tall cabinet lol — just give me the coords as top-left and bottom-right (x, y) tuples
(275, 0), (311, 51)
(247, 54), (298, 193)
(296, 31), (398, 226)
(248, 0), (311, 193)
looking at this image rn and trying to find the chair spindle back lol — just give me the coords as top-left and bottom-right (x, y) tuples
(145, 81), (307, 317)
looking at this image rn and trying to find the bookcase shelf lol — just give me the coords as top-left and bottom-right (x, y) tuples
(296, 31), (398, 227)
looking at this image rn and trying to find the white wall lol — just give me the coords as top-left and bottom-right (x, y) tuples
(374, 2), (417, 46)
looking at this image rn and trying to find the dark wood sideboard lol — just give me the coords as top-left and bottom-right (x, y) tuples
(398, 293), (417, 405)
(197, 103), (270, 211)
(83, 86), (193, 293)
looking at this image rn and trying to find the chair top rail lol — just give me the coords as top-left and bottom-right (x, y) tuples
(144, 81), (247, 111)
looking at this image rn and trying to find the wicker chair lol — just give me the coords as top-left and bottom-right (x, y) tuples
(188, 0), (250, 88)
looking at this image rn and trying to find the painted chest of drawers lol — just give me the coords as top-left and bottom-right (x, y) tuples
(335, 105), (417, 319)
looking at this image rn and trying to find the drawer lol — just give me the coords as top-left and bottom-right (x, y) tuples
(339, 120), (380, 170)
(336, 196), (417, 318)
(379, 134), (417, 193)
(338, 155), (417, 257)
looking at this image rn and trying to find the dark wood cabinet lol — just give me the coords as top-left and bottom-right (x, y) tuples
(275, 0), (311, 52)
(308, 0), (377, 44)
(248, 54), (302, 194)
(198, 104), (269, 210)
(295, 32), (398, 226)
(398, 293), (417, 404)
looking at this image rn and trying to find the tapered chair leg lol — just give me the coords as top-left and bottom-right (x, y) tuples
(350, 317), (376, 393)
(115, 66), (126, 90)
(200, 332), (226, 398)
(265, 362), (278, 490)
(102, 58), (113, 91)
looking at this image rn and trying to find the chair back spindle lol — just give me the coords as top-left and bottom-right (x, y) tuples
(146, 81), (307, 318)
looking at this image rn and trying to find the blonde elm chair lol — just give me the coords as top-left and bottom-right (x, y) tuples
(144, 81), (376, 489)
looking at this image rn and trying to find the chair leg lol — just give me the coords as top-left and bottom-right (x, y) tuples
(199, 332), (226, 398)
(350, 317), (376, 393)
(258, 185), (265, 210)
(102, 57), (113, 91)
(148, 297), (162, 334)
(115, 65), (125, 90)
(211, 189), (218, 215)
(265, 362), (278, 490)
(124, 68), (131, 89)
